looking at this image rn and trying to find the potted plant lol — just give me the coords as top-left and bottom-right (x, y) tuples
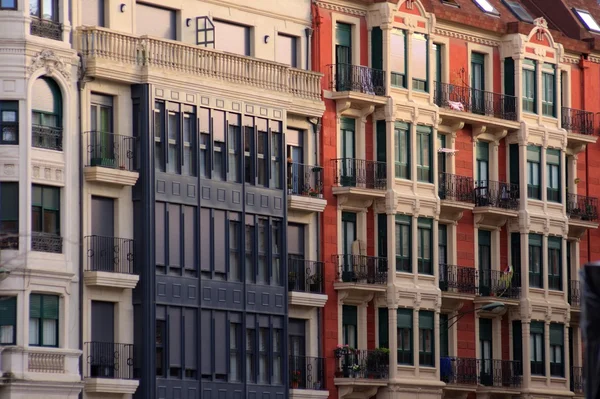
(366, 347), (389, 378)
(571, 208), (581, 219)
(334, 344), (351, 358)
(351, 364), (361, 378)
(291, 370), (301, 388)
(311, 165), (323, 173)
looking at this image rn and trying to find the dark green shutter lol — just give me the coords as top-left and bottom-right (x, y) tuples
(343, 305), (358, 325)
(376, 120), (386, 163)
(419, 311), (434, 329)
(548, 236), (561, 250)
(512, 321), (523, 368)
(379, 308), (389, 348)
(511, 232), (521, 271)
(371, 27), (383, 70)
(335, 23), (352, 47)
(440, 314), (449, 358)
(397, 308), (412, 328)
(550, 324), (563, 345)
(509, 143), (520, 187)
(480, 318), (493, 341)
(529, 233), (542, 247)
(378, 214), (387, 257)
(478, 230), (491, 246)
(0, 297), (16, 327)
(531, 321), (544, 334)
(504, 57), (515, 96)
(342, 211), (357, 223)
(30, 294), (41, 318)
(42, 295), (59, 319)
(340, 117), (355, 131)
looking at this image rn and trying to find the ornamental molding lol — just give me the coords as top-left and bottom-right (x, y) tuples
(32, 162), (64, 184)
(314, 1), (366, 16)
(562, 54), (580, 64)
(435, 27), (500, 47)
(27, 49), (71, 80)
(589, 55), (600, 64)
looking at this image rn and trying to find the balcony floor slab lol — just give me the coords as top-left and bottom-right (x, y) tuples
(289, 291), (328, 307)
(83, 270), (139, 289)
(84, 378), (139, 394)
(288, 195), (327, 213)
(84, 166), (139, 186)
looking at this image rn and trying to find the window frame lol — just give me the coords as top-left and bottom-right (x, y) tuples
(546, 148), (561, 203)
(473, 0), (499, 15)
(31, 184), (60, 237)
(397, 308), (413, 365)
(411, 33), (429, 92)
(213, 19), (251, 56)
(0, 182), (18, 249)
(395, 215), (411, 272)
(529, 234), (543, 288)
(276, 33), (298, 68)
(530, 322), (545, 376)
(394, 121), (410, 179)
(527, 145), (541, 200)
(0, 0), (17, 10)
(29, 293), (59, 348)
(0, 296), (16, 345)
(416, 125), (432, 183)
(542, 63), (556, 117)
(522, 59), (537, 114)
(502, 0), (533, 22)
(30, 0), (58, 21)
(0, 101), (18, 145)
(573, 8), (600, 33)
(548, 236), (562, 291)
(391, 28), (407, 88)
(196, 16), (215, 48)
(417, 218), (433, 275)
(342, 305), (358, 348)
(549, 323), (564, 377)
(419, 310), (435, 367)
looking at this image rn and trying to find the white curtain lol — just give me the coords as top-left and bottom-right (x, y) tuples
(0, 325), (13, 344)
(29, 318), (39, 345)
(42, 319), (57, 346)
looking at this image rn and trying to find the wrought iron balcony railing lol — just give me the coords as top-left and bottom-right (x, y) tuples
(328, 64), (386, 96)
(474, 180), (519, 210)
(288, 258), (324, 294)
(571, 366), (583, 394)
(433, 81), (517, 121)
(31, 232), (63, 253)
(332, 158), (386, 190)
(439, 173), (475, 203)
(0, 231), (18, 250)
(83, 342), (135, 379)
(478, 359), (522, 388)
(84, 131), (136, 172)
(567, 193), (599, 222)
(439, 264), (478, 294)
(287, 163), (323, 197)
(32, 125), (62, 151)
(569, 280), (581, 308)
(289, 355), (325, 390)
(30, 17), (62, 41)
(440, 357), (478, 385)
(479, 269), (521, 299)
(334, 254), (387, 285)
(85, 235), (135, 274)
(562, 107), (594, 135)
(334, 348), (389, 379)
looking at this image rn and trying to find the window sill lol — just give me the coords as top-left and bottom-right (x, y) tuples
(529, 287), (545, 293)
(396, 271), (413, 276)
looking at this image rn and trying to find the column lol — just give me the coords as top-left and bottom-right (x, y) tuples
(545, 320), (551, 382)
(412, 215), (418, 279)
(541, 144), (547, 203)
(518, 142), (528, 210)
(386, 112), (395, 190)
(565, 324), (571, 389)
(542, 234), (549, 295)
(514, 57), (524, 118)
(388, 306), (398, 380)
(520, 232), (530, 294)
(406, 31), (413, 101)
(387, 212), (396, 284)
(490, 141), (500, 182)
(434, 311), (440, 380)
(358, 210), (368, 248)
(413, 308), (420, 373)
(556, 67), (562, 125)
(382, 24), (392, 96)
(411, 123), (418, 191)
(522, 321), (532, 388)
(536, 60), (543, 119)
(561, 150), (567, 215)
(433, 219), (439, 287)
(562, 238), (568, 303)
(357, 115), (368, 160)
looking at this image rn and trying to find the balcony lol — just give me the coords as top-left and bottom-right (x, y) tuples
(478, 270), (521, 301)
(288, 258), (327, 307)
(571, 366), (583, 394)
(332, 159), (386, 202)
(326, 64), (387, 108)
(334, 254), (387, 285)
(83, 342), (139, 394)
(478, 360), (522, 390)
(30, 17), (62, 41)
(76, 27), (323, 116)
(31, 232), (63, 253)
(567, 193), (599, 238)
(83, 131), (139, 186)
(439, 264), (478, 297)
(439, 173), (475, 221)
(289, 355), (326, 392)
(83, 235), (139, 289)
(32, 125), (62, 151)
(0, 346), (81, 382)
(562, 107), (596, 146)
(287, 163), (326, 213)
(569, 280), (581, 309)
(473, 180), (519, 227)
(434, 82), (519, 131)
(440, 357), (478, 386)
(334, 348), (388, 379)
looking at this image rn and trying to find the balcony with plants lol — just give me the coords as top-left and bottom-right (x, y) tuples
(83, 131), (139, 186)
(287, 161), (326, 213)
(288, 257), (327, 308)
(332, 158), (387, 201)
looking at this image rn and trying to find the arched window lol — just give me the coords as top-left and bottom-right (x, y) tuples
(32, 77), (62, 150)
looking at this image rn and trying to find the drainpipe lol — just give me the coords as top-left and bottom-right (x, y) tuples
(77, 53), (86, 398)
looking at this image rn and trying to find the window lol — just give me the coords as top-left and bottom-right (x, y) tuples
(32, 184), (60, 245)
(229, 322), (241, 381)
(270, 121), (282, 189)
(272, 220), (282, 286)
(30, 0), (57, 20)
(550, 323), (564, 377)
(433, 43), (442, 89)
(229, 214), (241, 281)
(155, 319), (165, 376)
(419, 311), (434, 367)
(0, 182), (18, 249)
(245, 216), (255, 282)
(574, 8), (600, 33)
(199, 108), (210, 178)
(156, 203), (197, 276)
(441, 0), (459, 7)
(135, 2), (176, 40)
(397, 308), (413, 365)
(257, 219), (268, 284)
(257, 119), (268, 186)
(395, 215), (411, 272)
(214, 19), (250, 56)
(542, 64), (556, 117)
(473, 0), (499, 15)
(417, 218), (432, 275)
(0, 297), (16, 345)
(213, 110), (226, 181)
(182, 111), (195, 176)
(82, 0), (105, 26)
(29, 294), (59, 347)
(196, 16), (215, 47)
(523, 59), (536, 114)
(478, 230), (492, 295)
(258, 328), (269, 384)
(391, 29), (406, 88)
(503, 0), (533, 22)
(244, 116), (255, 184)
(527, 146), (541, 199)
(476, 141), (489, 182)
(32, 77), (62, 150)
(471, 53), (485, 113)
(154, 101), (165, 171)
(395, 122), (410, 178)
(276, 34), (298, 67)
(417, 125), (432, 183)
(479, 318), (493, 378)
(548, 236), (562, 291)
(438, 224), (447, 267)
(228, 113), (241, 183)
(342, 305), (357, 348)
(167, 105), (180, 174)
(246, 327), (256, 382)
(546, 149), (560, 203)
(530, 321), (545, 375)
(412, 33), (428, 91)
(273, 328), (282, 384)
(0, 101), (18, 144)
(0, 0), (16, 9)
(529, 234), (543, 288)
(440, 314), (449, 358)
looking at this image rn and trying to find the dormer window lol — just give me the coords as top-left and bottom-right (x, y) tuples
(573, 8), (600, 33)
(502, 0), (533, 23)
(473, 0), (499, 16)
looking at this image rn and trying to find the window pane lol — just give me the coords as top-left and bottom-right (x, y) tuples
(391, 29), (405, 74)
(214, 20), (249, 56)
(136, 3), (176, 39)
(42, 319), (57, 346)
(276, 34), (296, 67)
(412, 34), (427, 81)
(29, 318), (40, 345)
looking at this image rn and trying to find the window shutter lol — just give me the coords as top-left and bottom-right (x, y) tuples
(476, 141), (489, 161)
(416, 125), (432, 134)
(419, 311), (434, 330)
(504, 57), (515, 96)
(371, 27), (383, 70)
(376, 120), (386, 163)
(479, 318), (493, 341)
(378, 308), (389, 348)
(418, 217), (432, 229)
(397, 308), (412, 329)
(343, 305), (357, 325)
(30, 294), (41, 318)
(378, 214), (387, 257)
(478, 230), (491, 246)
(0, 297), (16, 326)
(395, 214), (411, 224)
(550, 324), (564, 346)
(530, 321), (544, 335)
(511, 232), (521, 270)
(509, 144), (520, 187)
(395, 121), (409, 131)
(340, 117), (355, 132)
(335, 23), (352, 47)
(342, 212), (357, 223)
(529, 234), (542, 247)
(42, 295), (59, 320)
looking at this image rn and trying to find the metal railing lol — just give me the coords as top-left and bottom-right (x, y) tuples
(85, 235), (135, 274)
(440, 357), (478, 385)
(474, 180), (519, 210)
(439, 173), (475, 203)
(334, 254), (387, 285)
(32, 125), (63, 151)
(567, 193), (598, 221)
(334, 348), (389, 379)
(84, 342), (135, 379)
(289, 355), (325, 390)
(28, 352), (65, 373)
(0, 232), (19, 250)
(84, 131), (136, 172)
(287, 163), (323, 197)
(31, 232), (63, 253)
(569, 280), (581, 308)
(478, 359), (522, 388)
(571, 366), (583, 393)
(332, 158), (386, 190)
(77, 27), (322, 101)
(288, 258), (324, 294)
(328, 64), (386, 96)
(479, 270), (521, 299)
(562, 107), (594, 135)
(439, 264), (478, 294)
(433, 81), (518, 121)
(30, 17), (62, 41)
(531, 360), (544, 376)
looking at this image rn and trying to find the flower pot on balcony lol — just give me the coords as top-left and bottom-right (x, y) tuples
(291, 381), (299, 389)
(91, 157), (116, 168)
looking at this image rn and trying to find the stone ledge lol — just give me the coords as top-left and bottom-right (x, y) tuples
(84, 378), (139, 394)
(83, 270), (139, 289)
(84, 166), (138, 186)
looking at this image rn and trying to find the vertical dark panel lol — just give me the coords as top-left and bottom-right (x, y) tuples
(376, 120), (386, 163)
(214, 210), (226, 274)
(91, 301), (115, 343)
(184, 308), (197, 375)
(286, 224), (304, 256)
(214, 311), (227, 375)
(200, 208), (211, 272)
(378, 307), (388, 349)
(200, 310), (212, 376)
(504, 57), (515, 96)
(91, 196), (114, 236)
(183, 206), (196, 270)
(377, 214), (387, 258)
(371, 27), (383, 70)
(509, 144), (520, 187)
(168, 204), (181, 268)
(512, 320), (523, 369)
(169, 307), (182, 370)
(155, 202), (165, 266)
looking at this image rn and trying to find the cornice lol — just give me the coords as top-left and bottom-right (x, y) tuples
(562, 54), (580, 64)
(315, 1), (367, 16)
(435, 26), (500, 47)
(589, 55), (600, 64)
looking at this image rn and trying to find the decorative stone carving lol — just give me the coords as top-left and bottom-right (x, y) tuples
(3, 164), (15, 176)
(28, 50), (71, 79)
(533, 17), (548, 29)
